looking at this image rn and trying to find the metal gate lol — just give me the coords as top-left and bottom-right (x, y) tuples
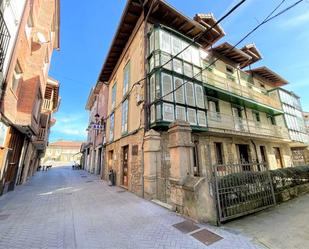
(213, 162), (276, 223)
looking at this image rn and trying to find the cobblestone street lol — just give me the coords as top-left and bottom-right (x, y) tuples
(0, 166), (261, 249)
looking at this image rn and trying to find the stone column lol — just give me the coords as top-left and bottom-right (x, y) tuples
(143, 129), (161, 200)
(168, 121), (194, 212)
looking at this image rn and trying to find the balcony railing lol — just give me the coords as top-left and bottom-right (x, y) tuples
(42, 99), (53, 111)
(204, 70), (282, 110)
(0, 11), (11, 72)
(207, 111), (289, 139)
(38, 128), (46, 141)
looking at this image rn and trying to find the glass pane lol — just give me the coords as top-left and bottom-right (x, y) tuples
(156, 104), (162, 120)
(123, 62), (130, 96)
(173, 58), (182, 74)
(191, 47), (200, 66)
(149, 32), (154, 55)
(176, 105), (186, 121)
(184, 62), (193, 78)
(149, 56), (154, 72)
(174, 77), (185, 104)
(172, 36), (182, 58)
(195, 84), (205, 108)
(193, 66), (202, 81)
(150, 75), (155, 103)
(161, 73), (173, 102)
(161, 52), (172, 70)
(163, 103), (175, 122)
(185, 82), (195, 106)
(182, 41), (192, 63)
(150, 105), (155, 123)
(197, 110), (207, 127)
(187, 108), (197, 125)
(160, 30), (171, 53)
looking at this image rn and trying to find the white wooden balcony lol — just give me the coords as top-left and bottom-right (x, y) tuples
(42, 99), (53, 112)
(207, 111), (289, 139)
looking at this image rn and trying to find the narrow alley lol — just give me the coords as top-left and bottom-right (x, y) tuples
(0, 166), (260, 249)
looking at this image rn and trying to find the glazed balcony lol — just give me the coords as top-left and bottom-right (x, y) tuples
(204, 70), (282, 111)
(207, 111), (289, 140)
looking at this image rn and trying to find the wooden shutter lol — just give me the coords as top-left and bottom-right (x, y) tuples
(182, 41), (192, 63)
(163, 103), (174, 122)
(185, 82), (195, 106)
(197, 111), (207, 127)
(173, 58), (182, 74)
(187, 108), (197, 125)
(161, 73), (173, 102)
(160, 30), (171, 53)
(176, 106), (186, 121)
(184, 62), (193, 78)
(172, 36), (182, 57)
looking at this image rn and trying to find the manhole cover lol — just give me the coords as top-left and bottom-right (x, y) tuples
(86, 180), (93, 183)
(191, 229), (223, 246)
(117, 190), (126, 193)
(0, 214), (10, 220)
(173, 220), (200, 234)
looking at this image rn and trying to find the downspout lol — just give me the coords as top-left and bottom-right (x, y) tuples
(141, 0), (156, 198)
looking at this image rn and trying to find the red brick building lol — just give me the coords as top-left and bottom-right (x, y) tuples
(0, 0), (60, 194)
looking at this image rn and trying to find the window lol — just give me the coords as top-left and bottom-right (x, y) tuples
(174, 77), (184, 104)
(161, 52), (172, 70)
(195, 84), (205, 109)
(268, 115), (276, 125)
(109, 113), (115, 142)
(33, 96), (41, 120)
(197, 111), (207, 127)
(208, 99), (220, 120)
(161, 73), (173, 102)
(173, 58), (182, 74)
(171, 36), (182, 57)
(111, 83), (117, 109)
(160, 30), (171, 53)
(193, 141), (200, 176)
(193, 66), (202, 81)
(232, 106), (243, 118)
(182, 41), (192, 63)
(150, 105), (155, 123)
(149, 31), (154, 55)
(176, 105), (186, 121)
(185, 82), (195, 106)
(163, 103), (174, 122)
(252, 111), (260, 122)
(215, 142), (224, 165)
(226, 65), (234, 74)
(12, 63), (22, 93)
(184, 62), (193, 78)
(122, 99), (128, 134)
(191, 47), (200, 66)
(150, 75), (155, 103)
(187, 108), (197, 125)
(123, 61), (130, 96)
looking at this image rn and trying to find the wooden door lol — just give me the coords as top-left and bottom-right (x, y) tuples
(122, 146), (129, 187)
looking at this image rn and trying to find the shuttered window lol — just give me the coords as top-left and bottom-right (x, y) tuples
(191, 47), (200, 66)
(182, 41), (192, 63)
(150, 75), (155, 103)
(173, 58), (182, 74)
(193, 66), (202, 81)
(161, 73), (173, 102)
(187, 108), (197, 125)
(185, 82), (195, 106)
(195, 84), (205, 109)
(176, 106), (186, 121)
(184, 62), (193, 78)
(161, 52), (172, 70)
(163, 103), (174, 122)
(172, 36), (182, 58)
(109, 113), (114, 142)
(174, 77), (184, 104)
(111, 83), (117, 110)
(197, 111), (207, 127)
(150, 105), (155, 123)
(149, 32), (154, 54)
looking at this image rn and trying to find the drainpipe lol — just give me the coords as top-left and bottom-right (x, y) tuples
(141, 0), (156, 199)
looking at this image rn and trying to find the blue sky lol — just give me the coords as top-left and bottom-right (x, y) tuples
(49, 0), (309, 142)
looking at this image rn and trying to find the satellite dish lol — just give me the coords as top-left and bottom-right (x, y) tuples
(37, 32), (48, 44)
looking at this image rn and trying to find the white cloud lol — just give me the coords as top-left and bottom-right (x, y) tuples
(280, 11), (309, 28)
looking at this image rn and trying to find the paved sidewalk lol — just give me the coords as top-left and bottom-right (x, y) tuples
(0, 166), (261, 249)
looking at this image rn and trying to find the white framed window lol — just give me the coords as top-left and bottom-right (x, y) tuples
(193, 66), (202, 81)
(176, 105), (186, 121)
(156, 104), (162, 120)
(197, 111), (207, 127)
(163, 103), (174, 122)
(12, 63), (22, 93)
(191, 47), (200, 66)
(123, 61), (130, 96)
(149, 31), (154, 55)
(172, 36), (182, 58)
(150, 75), (155, 103)
(185, 81), (195, 106)
(150, 105), (155, 123)
(33, 96), (41, 120)
(173, 58), (182, 74)
(111, 83), (117, 110)
(160, 30), (171, 53)
(184, 62), (193, 78)
(161, 53), (172, 70)
(187, 108), (197, 125)
(109, 113), (115, 142)
(195, 84), (205, 109)
(174, 77), (184, 104)
(182, 41), (192, 63)
(121, 99), (128, 134)
(161, 72), (173, 102)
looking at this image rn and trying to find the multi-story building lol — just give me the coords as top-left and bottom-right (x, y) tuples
(41, 140), (82, 164)
(85, 0), (308, 222)
(0, 0), (60, 194)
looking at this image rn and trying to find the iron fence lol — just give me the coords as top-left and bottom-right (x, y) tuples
(213, 161), (276, 223)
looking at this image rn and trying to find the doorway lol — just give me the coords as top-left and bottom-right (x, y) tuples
(274, 147), (283, 168)
(237, 144), (250, 163)
(97, 147), (102, 175)
(260, 146), (267, 163)
(122, 146), (129, 187)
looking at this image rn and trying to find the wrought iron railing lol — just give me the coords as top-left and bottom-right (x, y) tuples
(0, 11), (10, 72)
(207, 111), (290, 139)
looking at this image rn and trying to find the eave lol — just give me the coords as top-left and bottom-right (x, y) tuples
(240, 43), (262, 68)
